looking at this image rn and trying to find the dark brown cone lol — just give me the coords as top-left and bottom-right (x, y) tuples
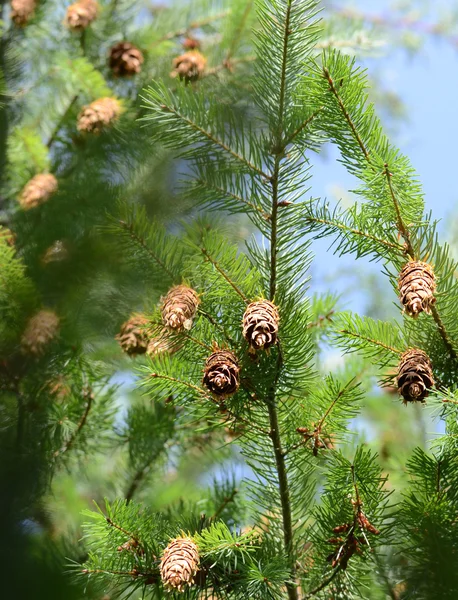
(397, 348), (434, 403)
(242, 300), (279, 351)
(398, 260), (436, 318)
(19, 173), (58, 210)
(160, 537), (199, 592)
(10, 0), (36, 25)
(109, 42), (144, 76)
(161, 285), (200, 332)
(21, 310), (60, 356)
(77, 97), (121, 133)
(65, 0), (98, 30)
(203, 349), (240, 398)
(171, 50), (206, 82)
(116, 314), (149, 356)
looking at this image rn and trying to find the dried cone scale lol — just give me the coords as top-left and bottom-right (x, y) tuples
(203, 349), (240, 398)
(116, 315), (149, 356)
(10, 0), (37, 25)
(21, 310), (60, 356)
(160, 537), (199, 592)
(77, 97), (121, 133)
(243, 300), (279, 351)
(19, 173), (58, 210)
(396, 348), (434, 403)
(161, 285), (200, 332)
(65, 0), (98, 30)
(109, 42), (144, 76)
(171, 50), (206, 82)
(398, 260), (436, 318)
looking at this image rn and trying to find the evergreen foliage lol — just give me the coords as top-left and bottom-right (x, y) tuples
(2, 0), (458, 599)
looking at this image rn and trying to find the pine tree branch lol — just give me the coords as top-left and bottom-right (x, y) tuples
(53, 389), (94, 458)
(149, 372), (209, 398)
(195, 177), (271, 220)
(339, 329), (403, 355)
(47, 95), (79, 149)
(315, 378), (355, 431)
(284, 107), (324, 147)
(225, 1), (254, 63)
(151, 11), (230, 46)
(125, 462), (152, 504)
(159, 103), (271, 180)
(303, 567), (340, 598)
(105, 516), (140, 543)
(198, 308), (237, 347)
(307, 309), (335, 329)
(211, 488), (238, 520)
(200, 247), (249, 303)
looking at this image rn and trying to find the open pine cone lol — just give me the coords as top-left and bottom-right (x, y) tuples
(21, 310), (60, 356)
(203, 349), (240, 397)
(161, 285), (200, 332)
(19, 173), (58, 210)
(171, 50), (206, 82)
(160, 537), (199, 592)
(398, 260), (436, 318)
(65, 0), (98, 30)
(396, 348), (434, 403)
(109, 42), (144, 76)
(77, 97), (121, 133)
(10, 0), (36, 25)
(243, 300), (279, 351)
(116, 314), (149, 356)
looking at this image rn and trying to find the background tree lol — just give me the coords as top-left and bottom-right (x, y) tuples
(1, 0), (458, 599)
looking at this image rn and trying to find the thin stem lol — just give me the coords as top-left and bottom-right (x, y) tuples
(149, 372), (209, 397)
(316, 378), (355, 430)
(47, 95), (79, 149)
(284, 107), (324, 147)
(307, 310), (335, 329)
(339, 328), (403, 355)
(211, 488), (238, 520)
(225, 1), (254, 63)
(303, 567), (340, 598)
(201, 247), (249, 303)
(195, 177), (271, 220)
(151, 11), (230, 47)
(198, 308), (237, 346)
(384, 165), (414, 257)
(125, 462), (152, 503)
(54, 389), (93, 458)
(105, 517), (139, 542)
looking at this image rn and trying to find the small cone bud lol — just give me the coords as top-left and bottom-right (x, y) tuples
(242, 300), (279, 351)
(10, 0), (36, 25)
(21, 310), (60, 356)
(396, 348), (434, 403)
(19, 173), (58, 210)
(398, 260), (436, 318)
(116, 314), (149, 356)
(160, 537), (199, 592)
(171, 50), (206, 82)
(77, 97), (121, 133)
(65, 0), (98, 30)
(109, 42), (144, 76)
(203, 349), (240, 398)
(182, 37), (200, 50)
(161, 285), (200, 332)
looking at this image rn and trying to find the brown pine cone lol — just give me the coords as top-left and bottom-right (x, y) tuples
(161, 285), (200, 332)
(65, 0), (98, 30)
(77, 97), (121, 133)
(116, 314), (149, 356)
(109, 42), (144, 76)
(398, 260), (436, 318)
(21, 310), (60, 356)
(160, 537), (199, 592)
(397, 348), (434, 403)
(171, 50), (206, 82)
(10, 0), (36, 25)
(203, 349), (240, 397)
(19, 173), (58, 210)
(242, 300), (279, 351)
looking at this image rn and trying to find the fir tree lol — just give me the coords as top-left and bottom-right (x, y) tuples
(1, 1), (458, 599)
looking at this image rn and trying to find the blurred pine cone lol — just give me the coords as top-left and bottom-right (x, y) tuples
(161, 285), (200, 332)
(109, 42), (144, 76)
(171, 51), (206, 82)
(160, 537), (199, 592)
(77, 97), (121, 133)
(203, 349), (240, 397)
(21, 310), (60, 356)
(398, 260), (436, 318)
(397, 348), (434, 403)
(18, 173), (58, 210)
(116, 314), (149, 356)
(65, 0), (98, 30)
(10, 0), (36, 25)
(242, 300), (279, 351)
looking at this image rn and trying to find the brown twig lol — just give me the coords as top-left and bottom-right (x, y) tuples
(54, 388), (94, 458)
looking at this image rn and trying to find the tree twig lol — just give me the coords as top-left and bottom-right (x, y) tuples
(54, 388), (94, 458)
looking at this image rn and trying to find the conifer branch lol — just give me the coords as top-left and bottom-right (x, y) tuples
(315, 378), (355, 430)
(307, 310), (335, 329)
(198, 308), (237, 346)
(152, 11), (230, 46)
(53, 389), (94, 458)
(322, 67), (371, 162)
(201, 247), (249, 303)
(225, 1), (254, 63)
(125, 462), (152, 503)
(303, 567), (340, 598)
(339, 329), (403, 355)
(159, 104), (271, 180)
(285, 108), (323, 147)
(195, 177), (271, 220)
(47, 95), (79, 149)
(211, 488), (238, 520)
(149, 372), (209, 398)
(105, 516), (139, 542)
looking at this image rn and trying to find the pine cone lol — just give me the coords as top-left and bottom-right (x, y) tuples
(242, 300), (279, 351)
(203, 349), (240, 397)
(160, 537), (199, 592)
(182, 37), (200, 50)
(21, 310), (60, 356)
(109, 42), (144, 76)
(65, 0), (98, 30)
(77, 97), (121, 133)
(398, 260), (436, 318)
(10, 0), (36, 25)
(116, 314), (149, 356)
(18, 173), (58, 210)
(171, 51), (206, 82)
(397, 348), (434, 403)
(161, 285), (200, 332)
